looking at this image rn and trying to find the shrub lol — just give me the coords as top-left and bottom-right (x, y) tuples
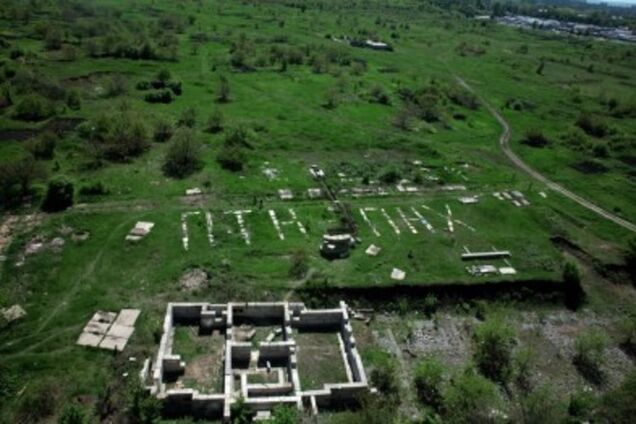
(144, 89), (173, 104)
(573, 329), (607, 384)
(370, 354), (399, 395)
(58, 403), (88, 424)
(444, 368), (505, 423)
(567, 388), (597, 422)
(267, 405), (298, 424)
(66, 89), (81, 110)
(157, 68), (171, 83)
(167, 80), (182, 95)
(514, 347), (535, 393)
(12, 94), (54, 121)
(414, 357), (445, 410)
(369, 85), (391, 105)
(597, 370), (636, 423)
(217, 74), (231, 103)
(162, 129), (203, 178)
(626, 238), (636, 285)
(289, 250), (309, 279)
(423, 294), (439, 318)
(563, 262), (585, 310)
(520, 384), (566, 424)
(379, 169), (401, 184)
(44, 28), (63, 50)
(473, 318), (515, 383)
(79, 181), (108, 196)
(105, 74), (128, 97)
(126, 378), (161, 424)
(26, 132), (58, 160)
(17, 382), (57, 422)
(153, 120), (173, 143)
(576, 114), (609, 138)
(205, 109), (224, 133)
(41, 178), (74, 212)
(177, 107), (197, 128)
(100, 112), (150, 161)
(217, 145), (246, 172)
(447, 86), (479, 110)
(521, 129), (549, 148)
(0, 156), (43, 209)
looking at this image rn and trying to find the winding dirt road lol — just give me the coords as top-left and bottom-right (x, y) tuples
(456, 77), (636, 233)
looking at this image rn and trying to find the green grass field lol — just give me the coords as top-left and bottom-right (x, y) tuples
(0, 0), (635, 422)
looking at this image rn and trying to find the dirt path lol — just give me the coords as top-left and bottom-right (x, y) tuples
(455, 76), (636, 233)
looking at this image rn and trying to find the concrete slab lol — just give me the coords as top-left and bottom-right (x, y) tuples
(77, 332), (104, 347)
(83, 321), (111, 335)
(114, 309), (141, 327)
(99, 335), (128, 351)
(391, 268), (406, 281)
(365, 244), (381, 257)
(106, 323), (135, 340)
(91, 311), (117, 324)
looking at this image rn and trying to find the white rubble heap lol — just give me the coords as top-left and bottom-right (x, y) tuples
(143, 301), (370, 421)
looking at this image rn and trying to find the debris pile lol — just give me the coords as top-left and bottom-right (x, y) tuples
(125, 221), (155, 242)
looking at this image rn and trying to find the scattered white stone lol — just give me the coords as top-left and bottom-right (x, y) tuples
(307, 188), (323, 199)
(1, 304), (26, 323)
(262, 167), (279, 181)
(185, 187), (202, 196)
(125, 222), (155, 242)
(539, 191), (547, 198)
(397, 207), (418, 234)
(309, 165), (325, 179)
(226, 210), (252, 245)
(181, 212), (200, 250)
(411, 207), (435, 233)
(391, 268), (406, 281)
(278, 189), (294, 200)
(359, 208), (380, 237)
(458, 196), (479, 204)
(269, 210), (284, 240)
(365, 244), (381, 256)
(442, 185), (466, 191)
(381, 208), (400, 235)
(499, 267), (517, 275)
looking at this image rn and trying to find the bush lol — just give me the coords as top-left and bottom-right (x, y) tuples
(289, 250), (309, 279)
(136, 80), (151, 90)
(79, 181), (108, 196)
(167, 80), (182, 96)
(58, 403), (88, 424)
(597, 370), (636, 423)
(206, 109), (224, 133)
(153, 120), (173, 143)
(41, 178), (74, 212)
(520, 384), (566, 424)
(473, 318), (515, 383)
(26, 132), (58, 160)
(12, 94), (54, 121)
(217, 74), (231, 103)
(66, 89), (81, 110)
(100, 112), (150, 161)
(126, 377), (161, 424)
(379, 169), (401, 184)
(573, 329), (607, 384)
(105, 74), (128, 97)
(563, 262), (585, 310)
(266, 405), (298, 424)
(17, 383), (57, 422)
(0, 156), (43, 209)
(217, 145), (246, 172)
(162, 129), (203, 178)
(369, 85), (391, 105)
(576, 114), (609, 138)
(414, 357), (445, 410)
(444, 368), (505, 423)
(177, 107), (197, 128)
(44, 28), (63, 50)
(144, 89), (173, 104)
(370, 353), (399, 395)
(626, 238), (636, 285)
(521, 129), (549, 148)
(567, 388), (597, 422)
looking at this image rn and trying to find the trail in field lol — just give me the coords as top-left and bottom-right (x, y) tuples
(455, 76), (636, 233)
(33, 219), (132, 336)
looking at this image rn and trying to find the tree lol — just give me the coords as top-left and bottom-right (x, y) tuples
(217, 145), (246, 172)
(162, 129), (203, 178)
(573, 329), (607, 385)
(521, 129), (549, 148)
(44, 28), (63, 50)
(217, 75), (231, 103)
(414, 357), (446, 411)
(66, 89), (81, 110)
(157, 68), (171, 84)
(41, 178), (74, 212)
(231, 397), (252, 424)
(473, 317), (515, 383)
(444, 368), (506, 423)
(563, 262), (585, 310)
